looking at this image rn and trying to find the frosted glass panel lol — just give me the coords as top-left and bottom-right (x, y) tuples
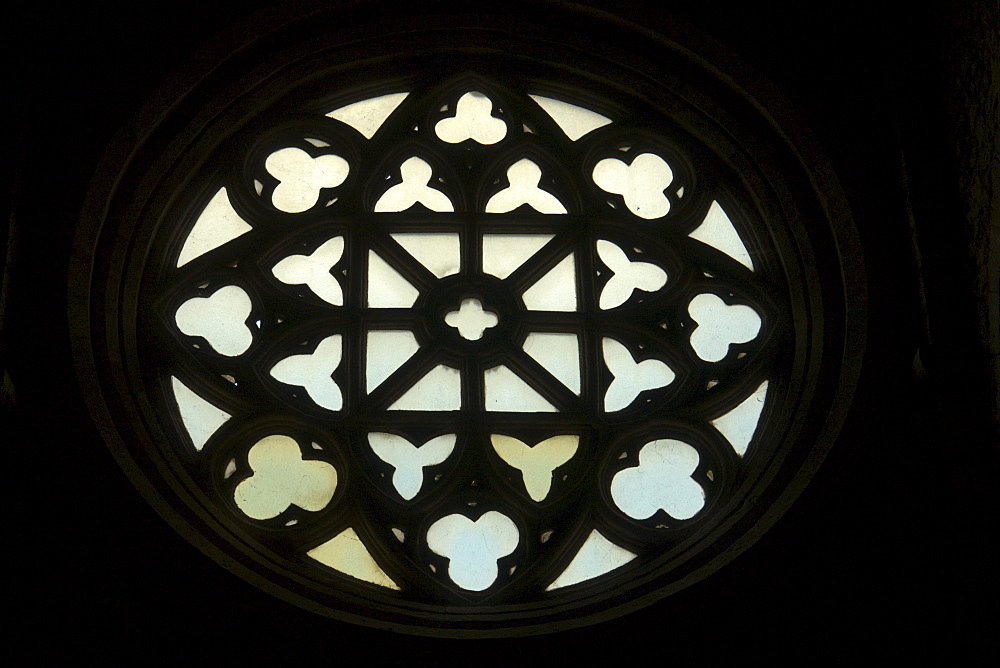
(388, 365), (462, 411)
(688, 293), (762, 362)
(271, 236), (344, 305)
(689, 200), (754, 270)
(611, 439), (706, 520)
(481, 234), (553, 279)
(308, 528), (400, 589)
(427, 512), (519, 591)
(391, 233), (461, 277)
(603, 337), (675, 411)
(593, 153), (673, 219)
(366, 330), (419, 392)
(712, 380), (768, 456)
(269, 335), (343, 410)
(176, 187), (252, 267)
(265, 147), (349, 213)
(490, 434), (579, 501)
(546, 530), (636, 590)
(175, 284), (253, 356)
(529, 95), (612, 140)
(368, 433), (456, 500)
(368, 251), (419, 307)
(485, 159), (567, 213)
(435, 91), (507, 144)
(484, 365), (557, 412)
(522, 254), (577, 312)
(234, 435), (337, 519)
(171, 376), (231, 451)
(522, 332), (581, 394)
(444, 298), (498, 340)
(326, 92), (408, 139)
(374, 157), (454, 212)
(596, 240), (667, 309)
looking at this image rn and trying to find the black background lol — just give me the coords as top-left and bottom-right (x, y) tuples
(9, 0), (995, 661)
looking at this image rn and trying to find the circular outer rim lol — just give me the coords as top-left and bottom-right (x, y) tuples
(69, 0), (866, 637)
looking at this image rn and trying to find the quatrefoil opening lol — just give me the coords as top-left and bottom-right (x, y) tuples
(593, 152), (673, 219)
(234, 435), (338, 520)
(427, 511), (519, 591)
(265, 147), (349, 213)
(610, 439), (705, 520)
(435, 91), (507, 144)
(596, 240), (667, 309)
(688, 293), (762, 362)
(444, 298), (499, 340)
(175, 284), (253, 356)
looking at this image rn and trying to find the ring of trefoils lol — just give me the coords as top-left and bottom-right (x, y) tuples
(156, 79), (781, 603)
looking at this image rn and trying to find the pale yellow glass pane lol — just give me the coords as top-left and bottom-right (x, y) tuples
(435, 91), (507, 144)
(170, 376), (231, 451)
(596, 240), (667, 309)
(391, 233), (461, 277)
(528, 95), (612, 141)
(522, 332), (580, 394)
(444, 298), (498, 340)
(175, 284), (253, 356)
(426, 511), (519, 591)
(368, 433), (456, 500)
(265, 148), (349, 213)
(490, 434), (579, 501)
(388, 365), (462, 411)
(522, 253), (577, 311)
(367, 251), (419, 307)
(366, 330), (420, 392)
(712, 380), (768, 456)
(374, 157), (454, 212)
(326, 92), (409, 139)
(234, 435), (337, 519)
(593, 153), (673, 219)
(689, 200), (754, 270)
(271, 236), (344, 305)
(545, 530), (636, 590)
(481, 234), (554, 279)
(484, 365), (557, 412)
(176, 187), (252, 268)
(603, 337), (675, 411)
(688, 293), (762, 362)
(269, 335), (343, 410)
(611, 439), (705, 520)
(485, 159), (567, 213)
(308, 528), (400, 589)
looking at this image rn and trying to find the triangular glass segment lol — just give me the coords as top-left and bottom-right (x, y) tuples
(176, 187), (252, 268)
(388, 364), (462, 411)
(481, 234), (554, 279)
(484, 365), (557, 412)
(529, 95), (612, 141)
(307, 528), (400, 589)
(391, 233), (461, 278)
(171, 377), (231, 451)
(522, 332), (581, 394)
(366, 330), (420, 392)
(689, 200), (754, 271)
(712, 380), (768, 456)
(545, 530), (636, 590)
(522, 253), (577, 311)
(368, 251), (419, 307)
(326, 92), (408, 139)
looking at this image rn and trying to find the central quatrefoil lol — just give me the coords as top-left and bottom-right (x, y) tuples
(444, 298), (499, 340)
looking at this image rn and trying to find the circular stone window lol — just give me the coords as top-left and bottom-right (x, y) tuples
(74, 5), (863, 636)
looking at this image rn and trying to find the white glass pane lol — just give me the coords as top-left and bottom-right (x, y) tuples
(596, 240), (667, 309)
(481, 234), (553, 279)
(603, 337), (675, 412)
(265, 147), (349, 213)
(304, 137), (330, 147)
(170, 377), (231, 451)
(366, 330), (420, 392)
(688, 293), (762, 362)
(271, 236), (344, 305)
(484, 365), (557, 412)
(308, 528), (400, 589)
(388, 365), (462, 411)
(269, 335), (343, 410)
(522, 332), (581, 394)
(176, 187), (252, 267)
(233, 435), (337, 519)
(374, 157), (454, 212)
(426, 511), (519, 591)
(528, 95), (612, 140)
(689, 200), (754, 270)
(367, 251), (419, 307)
(485, 159), (567, 213)
(712, 380), (768, 456)
(490, 434), (579, 501)
(326, 92), (409, 139)
(522, 253), (577, 312)
(367, 433), (456, 500)
(434, 91), (507, 144)
(545, 530), (636, 590)
(391, 232), (461, 277)
(175, 284), (253, 356)
(611, 439), (706, 520)
(592, 153), (673, 219)
(444, 298), (498, 340)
